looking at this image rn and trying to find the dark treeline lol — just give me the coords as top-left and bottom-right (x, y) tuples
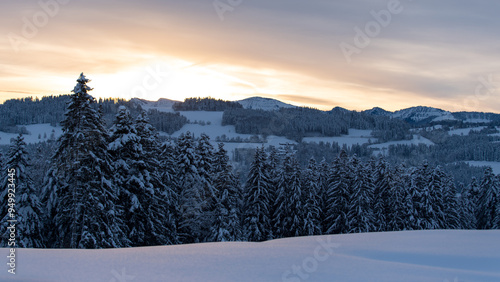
(0, 95), (187, 135)
(173, 97), (243, 111)
(222, 107), (411, 142)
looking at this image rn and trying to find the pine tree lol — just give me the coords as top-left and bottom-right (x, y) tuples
(325, 150), (352, 234)
(136, 111), (177, 245)
(409, 161), (434, 230)
(441, 170), (460, 229)
(302, 158), (322, 236)
(195, 133), (216, 241)
(208, 143), (242, 242)
(458, 182), (476, 229)
(109, 107), (175, 246)
(372, 157), (392, 231)
(273, 152), (304, 238)
(0, 135), (45, 247)
(175, 132), (205, 243)
(347, 156), (375, 233)
(243, 147), (273, 241)
(425, 166), (447, 229)
(317, 158), (330, 234)
(387, 164), (415, 231)
(476, 167), (500, 229)
(43, 73), (124, 248)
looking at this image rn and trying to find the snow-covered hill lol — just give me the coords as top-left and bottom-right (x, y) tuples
(2, 230), (499, 282)
(392, 106), (456, 122)
(162, 111), (297, 154)
(237, 97), (296, 111)
(0, 124), (62, 145)
(364, 106), (457, 123)
(129, 98), (179, 113)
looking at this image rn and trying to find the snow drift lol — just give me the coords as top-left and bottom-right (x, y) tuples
(1, 230), (499, 282)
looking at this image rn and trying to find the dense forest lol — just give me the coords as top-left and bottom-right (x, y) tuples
(0, 95), (187, 135)
(0, 74), (498, 249)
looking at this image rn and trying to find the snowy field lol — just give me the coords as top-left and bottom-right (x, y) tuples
(164, 111), (297, 151)
(465, 161), (500, 174)
(0, 124), (62, 145)
(369, 135), (434, 155)
(448, 127), (486, 136)
(302, 129), (373, 147)
(1, 230), (499, 282)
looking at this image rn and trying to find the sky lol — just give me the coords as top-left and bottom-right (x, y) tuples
(1, 0), (500, 112)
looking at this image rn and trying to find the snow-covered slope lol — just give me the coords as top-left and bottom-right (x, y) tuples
(392, 106), (455, 123)
(161, 111), (297, 155)
(364, 106), (457, 123)
(303, 129), (373, 147)
(0, 124), (62, 145)
(237, 97), (295, 111)
(369, 134), (435, 155)
(2, 230), (499, 282)
(129, 98), (179, 112)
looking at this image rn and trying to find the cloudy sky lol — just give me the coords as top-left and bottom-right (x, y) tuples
(1, 0), (499, 111)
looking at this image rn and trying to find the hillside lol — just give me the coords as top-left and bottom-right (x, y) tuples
(1, 230), (499, 282)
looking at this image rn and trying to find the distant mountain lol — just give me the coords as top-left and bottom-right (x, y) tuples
(364, 106), (457, 124)
(130, 98), (179, 112)
(363, 107), (391, 116)
(237, 97), (295, 111)
(392, 106), (456, 123)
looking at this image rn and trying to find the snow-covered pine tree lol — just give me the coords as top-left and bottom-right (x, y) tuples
(243, 147), (273, 241)
(44, 73), (124, 248)
(372, 157), (392, 231)
(0, 135), (45, 247)
(409, 161), (434, 230)
(387, 164), (415, 231)
(441, 170), (460, 229)
(267, 146), (280, 234)
(317, 158), (330, 234)
(175, 131), (205, 243)
(208, 143), (242, 242)
(347, 156), (375, 233)
(424, 166), (447, 229)
(195, 133), (217, 241)
(457, 182), (477, 229)
(302, 157), (322, 236)
(108, 106), (175, 246)
(324, 150), (352, 234)
(159, 140), (177, 191)
(273, 152), (304, 238)
(476, 167), (500, 229)
(135, 110), (177, 244)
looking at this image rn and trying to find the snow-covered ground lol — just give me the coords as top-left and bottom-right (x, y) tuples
(448, 126), (486, 136)
(1, 230), (499, 282)
(369, 135), (434, 155)
(465, 161), (500, 174)
(0, 124), (62, 145)
(164, 111), (297, 152)
(302, 129), (373, 147)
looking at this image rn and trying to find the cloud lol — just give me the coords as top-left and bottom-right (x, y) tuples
(1, 0), (499, 112)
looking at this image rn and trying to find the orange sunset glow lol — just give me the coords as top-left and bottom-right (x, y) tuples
(1, 1), (499, 112)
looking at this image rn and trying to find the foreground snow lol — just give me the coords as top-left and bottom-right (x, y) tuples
(1, 230), (499, 281)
